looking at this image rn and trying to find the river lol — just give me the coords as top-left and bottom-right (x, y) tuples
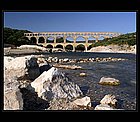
(7, 51), (137, 110)
(43, 52), (137, 110)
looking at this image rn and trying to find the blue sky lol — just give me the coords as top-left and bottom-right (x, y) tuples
(4, 12), (136, 34)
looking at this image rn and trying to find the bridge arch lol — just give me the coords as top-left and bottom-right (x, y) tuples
(65, 44), (74, 51)
(56, 36), (64, 43)
(55, 44), (64, 49)
(38, 37), (45, 43)
(75, 44), (85, 51)
(76, 36), (85, 43)
(47, 36), (54, 43)
(88, 36), (96, 43)
(98, 36), (105, 41)
(21, 37), (30, 44)
(46, 44), (54, 48)
(30, 37), (37, 44)
(66, 36), (74, 43)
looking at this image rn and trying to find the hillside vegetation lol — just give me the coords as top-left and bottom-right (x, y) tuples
(4, 27), (32, 46)
(91, 32), (136, 47)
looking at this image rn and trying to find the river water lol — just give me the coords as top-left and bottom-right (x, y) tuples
(43, 52), (137, 110)
(8, 51), (137, 110)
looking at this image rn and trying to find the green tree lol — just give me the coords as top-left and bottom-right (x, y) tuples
(4, 27), (32, 46)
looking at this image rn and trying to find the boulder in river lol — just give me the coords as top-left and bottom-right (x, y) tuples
(48, 96), (93, 110)
(47, 98), (85, 110)
(94, 104), (115, 110)
(79, 72), (87, 77)
(30, 67), (83, 101)
(100, 94), (117, 107)
(94, 94), (119, 110)
(72, 96), (91, 108)
(99, 77), (120, 86)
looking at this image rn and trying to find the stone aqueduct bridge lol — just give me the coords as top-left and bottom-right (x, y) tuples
(24, 32), (121, 51)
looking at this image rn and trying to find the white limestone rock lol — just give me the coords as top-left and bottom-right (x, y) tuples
(4, 55), (40, 80)
(18, 45), (47, 51)
(4, 56), (14, 71)
(47, 98), (86, 110)
(100, 94), (117, 106)
(63, 58), (69, 62)
(30, 67), (83, 101)
(5, 55), (38, 70)
(73, 96), (91, 107)
(4, 88), (23, 110)
(4, 56), (14, 63)
(94, 104), (115, 110)
(99, 77), (120, 86)
(79, 72), (87, 77)
(48, 97), (93, 110)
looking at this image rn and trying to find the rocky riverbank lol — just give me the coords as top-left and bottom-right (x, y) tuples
(4, 44), (136, 56)
(87, 44), (136, 54)
(4, 55), (126, 110)
(3, 44), (136, 110)
(4, 47), (46, 56)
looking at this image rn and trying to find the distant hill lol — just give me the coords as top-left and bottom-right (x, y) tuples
(91, 32), (136, 47)
(4, 27), (32, 46)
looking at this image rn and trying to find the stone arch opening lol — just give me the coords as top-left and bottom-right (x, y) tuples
(98, 36), (105, 42)
(75, 44), (85, 52)
(46, 44), (53, 49)
(66, 36), (74, 43)
(88, 36), (96, 43)
(47, 36), (54, 43)
(56, 36), (64, 43)
(38, 37), (45, 43)
(55, 44), (63, 49)
(65, 44), (73, 51)
(30, 37), (37, 44)
(76, 36), (85, 43)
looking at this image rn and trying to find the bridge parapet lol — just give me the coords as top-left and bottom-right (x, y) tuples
(24, 32), (121, 37)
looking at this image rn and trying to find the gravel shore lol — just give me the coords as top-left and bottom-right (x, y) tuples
(4, 48), (47, 56)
